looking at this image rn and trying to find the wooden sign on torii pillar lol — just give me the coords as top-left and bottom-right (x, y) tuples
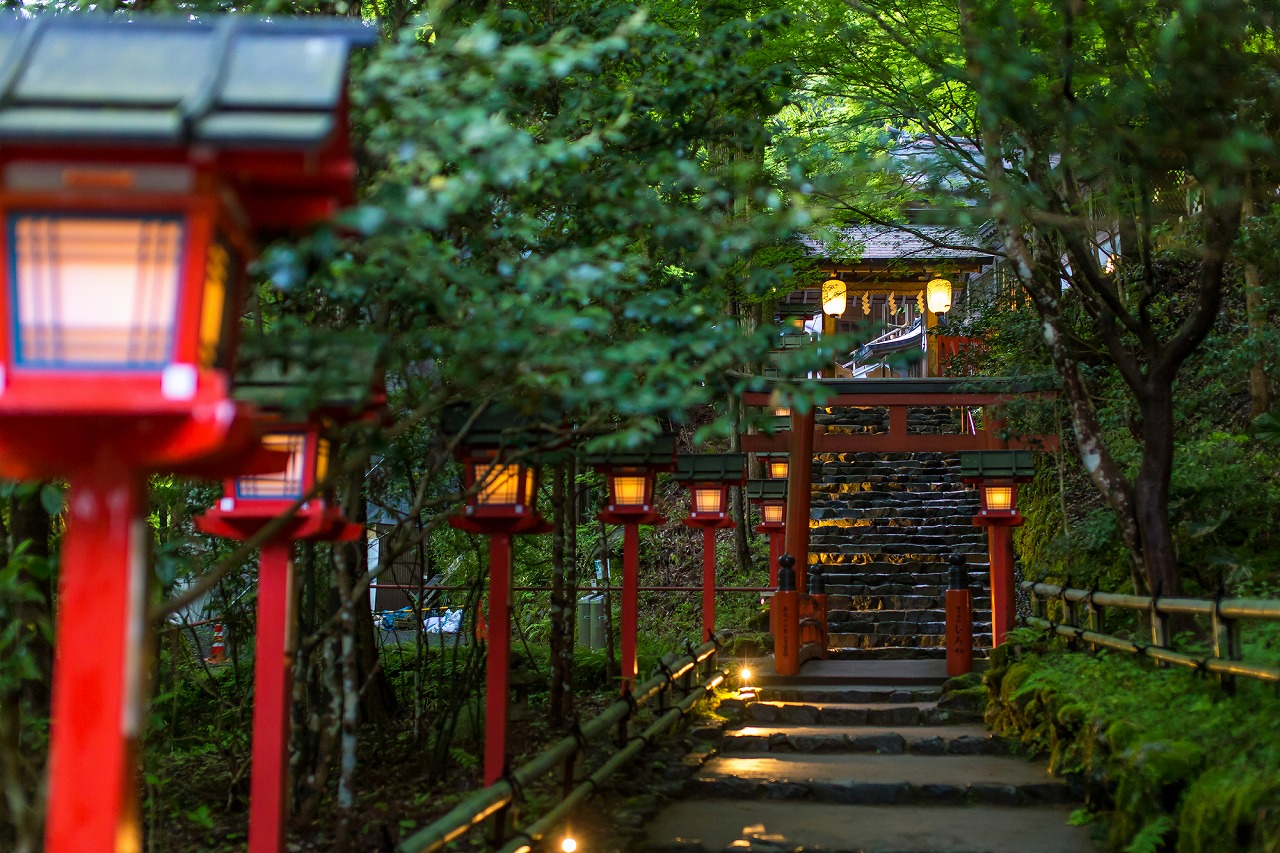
(741, 377), (1056, 676)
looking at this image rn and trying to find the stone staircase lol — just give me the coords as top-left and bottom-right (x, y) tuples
(644, 662), (1099, 853)
(811, 444), (992, 659)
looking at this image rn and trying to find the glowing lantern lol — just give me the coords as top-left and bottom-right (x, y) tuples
(927, 277), (953, 314)
(821, 278), (847, 316)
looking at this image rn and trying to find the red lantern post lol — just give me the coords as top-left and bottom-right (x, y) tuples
(590, 437), (674, 691)
(449, 449), (550, 786)
(0, 18), (373, 852)
(961, 451), (1035, 647)
(675, 454), (746, 642)
(196, 422), (366, 853)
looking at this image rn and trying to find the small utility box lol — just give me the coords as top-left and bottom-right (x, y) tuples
(577, 594), (607, 650)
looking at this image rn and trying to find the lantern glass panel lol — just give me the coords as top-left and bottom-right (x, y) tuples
(236, 433), (308, 499)
(475, 463), (522, 506)
(767, 458), (789, 479)
(198, 240), (232, 369)
(762, 503), (785, 524)
(10, 214), (184, 368)
(611, 473), (648, 507)
(315, 438), (331, 485)
(693, 486), (723, 514)
(984, 484), (1014, 511)
(773, 406), (791, 417)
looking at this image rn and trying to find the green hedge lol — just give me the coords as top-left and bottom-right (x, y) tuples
(985, 631), (1280, 853)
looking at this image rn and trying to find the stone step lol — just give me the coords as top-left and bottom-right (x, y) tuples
(822, 571), (986, 585)
(813, 543), (990, 557)
(826, 594), (987, 610)
(722, 723), (1013, 756)
(828, 633), (995, 649)
(827, 619), (994, 637)
(829, 646), (951, 660)
(686, 754), (1079, 806)
(756, 684), (942, 703)
(750, 659), (959, 686)
(745, 701), (978, 727)
(643, 802), (1099, 853)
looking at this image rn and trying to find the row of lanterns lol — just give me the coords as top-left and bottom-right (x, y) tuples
(819, 276), (954, 317)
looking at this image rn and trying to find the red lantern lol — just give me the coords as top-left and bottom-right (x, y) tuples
(675, 454), (747, 641)
(0, 17), (376, 853)
(759, 452), (790, 480)
(196, 422), (361, 853)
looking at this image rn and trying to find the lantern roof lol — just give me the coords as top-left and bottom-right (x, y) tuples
(672, 453), (746, 484)
(440, 401), (566, 451)
(584, 433), (677, 469)
(233, 335), (385, 421)
(0, 15), (375, 229)
(959, 449), (1036, 481)
(745, 479), (787, 501)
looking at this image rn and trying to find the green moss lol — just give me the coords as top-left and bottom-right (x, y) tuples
(986, 642), (1280, 852)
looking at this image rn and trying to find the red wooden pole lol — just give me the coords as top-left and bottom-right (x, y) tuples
(620, 522), (640, 689)
(484, 533), (513, 786)
(767, 531), (783, 587)
(946, 555), (974, 675)
(702, 525), (717, 642)
(46, 469), (147, 853)
(785, 408), (815, 592)
(777, 408), (815, 675)
(248, 539), (297, 853)
(988, 526), (1017, 646)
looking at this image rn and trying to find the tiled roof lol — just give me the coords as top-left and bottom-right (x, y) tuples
(800, 225), (997, 263)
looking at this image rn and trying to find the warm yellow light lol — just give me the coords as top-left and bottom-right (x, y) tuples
(767, 458), (789, 480)
(611, 473), (648, 507)
(315, 438), (331, 485)
(773, 406), (791, 417)
(237, 432), (308, 499)
(926, 277), (953, 314)
(762, 503), (785, 524)
(12, 215), (184, 367)
(984, 484), (1014, 512)
(476, 463), (522, 505)
(198, 242), (229, 367)
(693, 486), (723, 514)
(561, 837), (578, 853)
(821, 278), (846, 316)
(740, 668), (752, 682)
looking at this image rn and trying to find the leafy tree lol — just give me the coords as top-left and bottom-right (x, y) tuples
(787, 0), (1280, 597)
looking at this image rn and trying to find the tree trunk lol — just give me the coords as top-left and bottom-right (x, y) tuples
(1133, 380), (1181, 597)
(1244, 174), (1271, 417)
(549, 463), (567, 726)
(560, 452), (578, 722)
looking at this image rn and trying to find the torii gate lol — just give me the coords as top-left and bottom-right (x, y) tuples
(741, 377), (1056, 675)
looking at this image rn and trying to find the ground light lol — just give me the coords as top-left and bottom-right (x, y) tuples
(561, 835), (579, 853)
(675, 454), (747, 642)
(589, 436), (676, 691)
(443, 403), (558, 787)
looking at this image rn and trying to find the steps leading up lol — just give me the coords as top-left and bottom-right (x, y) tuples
(643, 662), (1099, 853)
(810, 440), (991, 659)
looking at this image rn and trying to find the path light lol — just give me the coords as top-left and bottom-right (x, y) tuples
(444, 404), (557, 786)
(0, 16), (374, 853)
(675, 454), (747, 641)
(588, 435), (676, 691)
(198, 341), (382, 853)
(961, 450), (1036, 648)
(927, 277), (953, 315)
(980, 482), (1016, 516)
(822, 277), (847, 316)
(561, 835), (578, 853)
(760, 452), (790, 481)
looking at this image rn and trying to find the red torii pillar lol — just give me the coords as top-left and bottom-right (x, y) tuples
(775, 408), (815, 675)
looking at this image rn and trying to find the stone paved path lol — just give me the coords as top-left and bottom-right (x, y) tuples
(643, 660), (1100, 852)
